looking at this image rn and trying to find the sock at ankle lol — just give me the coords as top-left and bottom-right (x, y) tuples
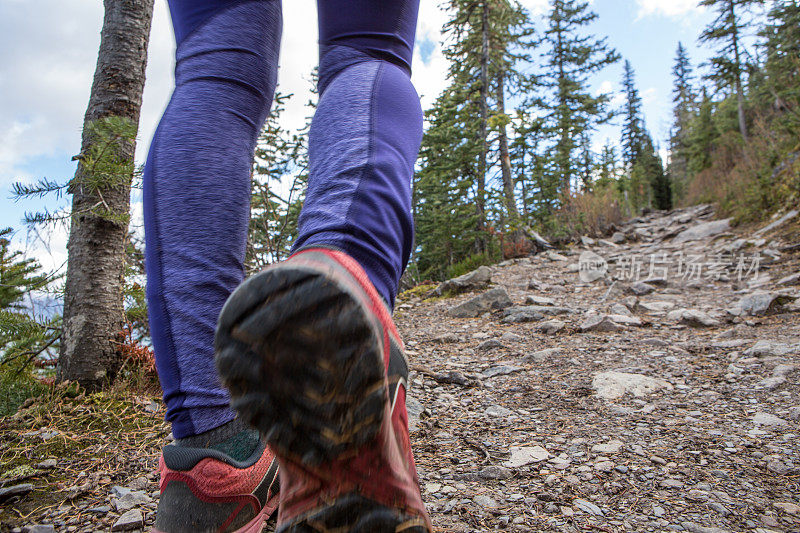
(174, 417), (259, 462)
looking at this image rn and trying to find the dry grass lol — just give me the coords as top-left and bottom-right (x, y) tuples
(553, 186), (627, 239)
(0, 382), (167, 529)
(685, 120), (800, 224)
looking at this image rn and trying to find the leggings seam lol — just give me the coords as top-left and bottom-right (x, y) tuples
(341, 62), (395, 299)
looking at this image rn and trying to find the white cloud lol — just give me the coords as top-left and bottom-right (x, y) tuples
(520, 0), (550, 16)
(641, 87), (658, 106)
(412, 1), (450, 110)
(0, 1), (102, 182)
(0, 0), (455, 268)
(635, 0), (705, 19)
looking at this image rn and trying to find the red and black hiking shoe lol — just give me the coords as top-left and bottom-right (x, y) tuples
(215, 248), (432, 532)
(153, 440), (279, 533)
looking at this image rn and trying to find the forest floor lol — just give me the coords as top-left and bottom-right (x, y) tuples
(1, 204), (799, 532)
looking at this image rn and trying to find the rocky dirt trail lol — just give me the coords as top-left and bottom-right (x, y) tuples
(398, 205), (800, 532)
(1, 205), (799, 532)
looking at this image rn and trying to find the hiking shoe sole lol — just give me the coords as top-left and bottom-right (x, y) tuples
(215, 258), (387, 467)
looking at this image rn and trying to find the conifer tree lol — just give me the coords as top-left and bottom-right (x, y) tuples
(618, 61), (671, 210)
(577, 132), (594, 192)
(415, 0), (537, 276)
(0, 229), (49, 311)
(594, 142), (619, 189)
(0, 228), (59, 411)
(669, 42), (696, 204)
(414, 86), (483, 279)
(510, 112), (546, 219)
(30, 0), (154, 389)
(644, 137), (672, 210)
(540, 0), (619, 194)
(621, 60), (644, 167)
(759, 0), (800, 129)
(687, 89), (718, 175)
(248, 93), (307, 270)
(699, 0), (763, 141)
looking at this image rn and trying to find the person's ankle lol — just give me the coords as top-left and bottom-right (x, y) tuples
(174, 417), (259, 461)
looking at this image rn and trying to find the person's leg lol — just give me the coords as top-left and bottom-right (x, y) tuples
(144, 2), (282, 531)
(144, 0), (280, 440)
(290, 0), (424, 309)
(215, 1), (431, 529)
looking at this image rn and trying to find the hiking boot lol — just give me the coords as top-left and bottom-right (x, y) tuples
(215, 247), (432, 532)
(153, 439), (279, 533)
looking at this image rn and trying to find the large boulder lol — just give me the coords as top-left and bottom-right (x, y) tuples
(433, 266), (492, 296)
(592, 371), (673, 400)
(737, 291), (793, 316)
(673, 219), (731, 244)
(447, 288), (512, 318)
(579, 251), (608, 283)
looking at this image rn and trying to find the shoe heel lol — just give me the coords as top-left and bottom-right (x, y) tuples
(215, 265), (388, 466)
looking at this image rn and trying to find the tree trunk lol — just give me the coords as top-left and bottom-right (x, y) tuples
(729, 0), (748, 141)
(496, 71), (519, 221)
(519, 139), (529, 218)
(554, 5), (571, 194)
(57, 0), (154, 389)
(476, 0), (490, 254)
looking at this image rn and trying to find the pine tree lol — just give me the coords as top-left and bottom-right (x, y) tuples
(0, 228), (59, 413)
(644, 137), (672, 210)
(594, 142), (619, 189)
(668, 42), (696, 205)
(509, 112), (546, 218)
(415, 0), (538, 276)
(759, 0), (800, 129)
(0, 229), (49, 311)
(618, 61), (671, 211)
(699, 0), (763, 141)
(621, 60), (644, 167)
(492, 1), (537, 225)
(577, 132), (594, 192)
(540, 0), (619, 194)
(687, 89), (718, 175)
(248, 92), (306, 270)
(11, 0), (156, 389)
(414, 86), (483, 280)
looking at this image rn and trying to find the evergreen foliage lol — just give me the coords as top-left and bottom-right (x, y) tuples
(0, 228), (58, 415)
(698, 0), (763, 141)
(247, 74), (318, 272)
(414, 0), (537, 278)
(539, 0), (618, 195)
(621, 60), (644, 167)
(618, 60), (671, 212)
(247, 92), (310, 271)
(668, 42), (696, 204)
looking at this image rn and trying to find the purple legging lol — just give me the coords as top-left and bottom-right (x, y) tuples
(143, 0), (422, 439)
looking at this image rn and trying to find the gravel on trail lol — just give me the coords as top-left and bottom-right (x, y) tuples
(2, 204), (798, 532)
(398, 205), (800, 532)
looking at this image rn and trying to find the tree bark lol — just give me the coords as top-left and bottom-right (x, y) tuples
(496, 71), (519, 221)
(553, 3), (571, 194)
(57, 0), (154, 389)
(729, 0), (748, 141)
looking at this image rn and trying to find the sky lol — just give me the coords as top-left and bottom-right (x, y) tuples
(0, 0), (718, 274)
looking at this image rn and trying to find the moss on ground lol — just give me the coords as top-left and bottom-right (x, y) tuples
(0, 384), (168, 529)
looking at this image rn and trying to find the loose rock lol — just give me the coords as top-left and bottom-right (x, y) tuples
(592, 372), (673, 400)
(434, 266), (492, 296)
(447, 288), (512, 318)
(673, 218), (731, 243)
(111, 509), (144, 531)
(503, 446), (550, 468)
